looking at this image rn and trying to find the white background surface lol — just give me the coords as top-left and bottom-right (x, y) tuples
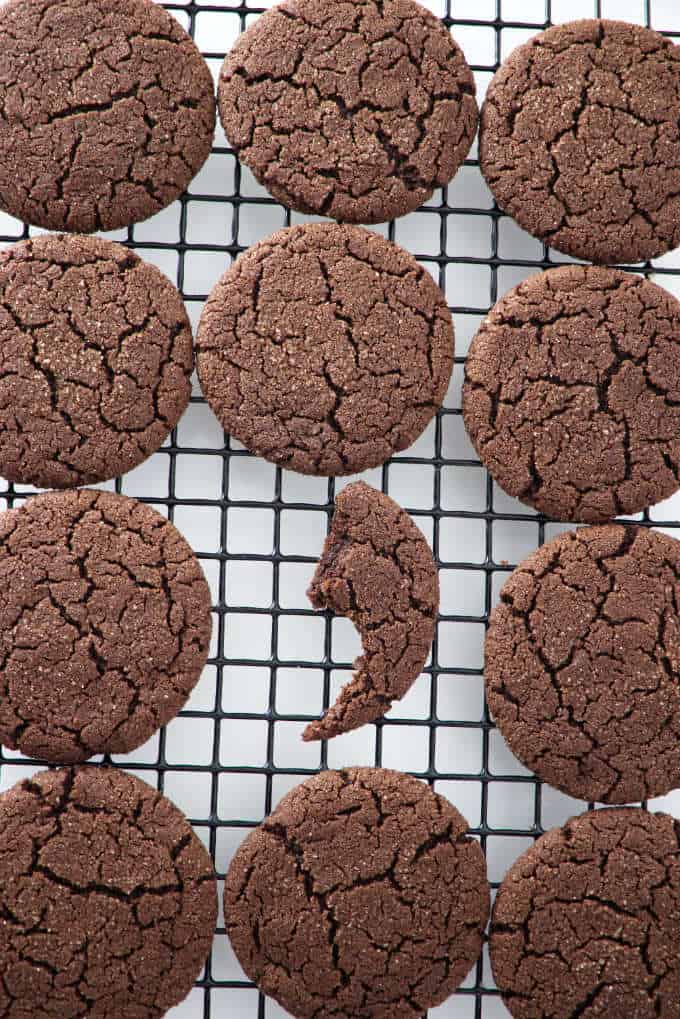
(2, 0), (680, 1016)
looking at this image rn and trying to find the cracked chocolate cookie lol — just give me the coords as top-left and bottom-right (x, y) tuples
(224, 767), (489, 1018)
(0, 0), (215, 232)
(0, 765), (217, 1017)
(0, 234), (193, 489)
(486, 524), (680, 804)
(490, 807), (680, 1017)
(0, 489), (212, 764)
(304, 482), (437, 741)
(196, 223), (454, 474)
(217, 0), (478, 223)
(480, 19), (680, 265)
(462, 265), (680, 522)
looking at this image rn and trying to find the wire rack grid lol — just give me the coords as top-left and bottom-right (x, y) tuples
(2, 0), (680, 1016)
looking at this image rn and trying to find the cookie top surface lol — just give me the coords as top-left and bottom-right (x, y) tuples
(0, 0), (215, 232)
(0, 234), (193, 489)
(304, 482), (438, 740)
(486, 524), (680, 804)
(0, 489), (212, 764)
(462, 265), (680, 522)
(491, 807), (680, 1018)
(0, 766), (217, 1018)
(196, 223), (454, 475)
(217, 0), (477, 223)
(480, 19), (680, 264)
(224, 767), (489, 1018)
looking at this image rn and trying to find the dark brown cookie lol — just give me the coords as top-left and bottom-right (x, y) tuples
(486, 524), (680, 804)
(0, 0), (215, 232)
(0, 234), (193, 489)
(462, 265), (680, 522)
(0, 489), (212, 764)
(490, 807), (680, 1018)
(480, 19), (680, 265)
(0, 765), (217, 1018)
(196, 223), (454, 475)
(217, 0), (477, 223)
(224, 767), (489, 1018)
(304, 482), (438, 741)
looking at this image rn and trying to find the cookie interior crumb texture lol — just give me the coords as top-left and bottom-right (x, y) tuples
(490, 807), (680, 1018)
(0, 766), (217, 1018)
(196, 223), (454, 476)
(304, 481), (438, 740)
(480, 18), (680, 265)
(486, 524), (680, 804)
(217, 0), (478, 223)
(462, 265), (680, 522)
(0, 489), (212, 764)
(0, 0), (216, 232)
(0, 234), (193, 489)
(224, 767), (490, 1019)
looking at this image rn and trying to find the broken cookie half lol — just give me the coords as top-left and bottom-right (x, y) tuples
(303, 481), (438, 741)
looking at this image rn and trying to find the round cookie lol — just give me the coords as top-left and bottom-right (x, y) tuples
(218, 0), (477, 223)
(486, 524), (680, 804)
(0, 489), (212, 764)
(462, 265), (680, 522)
(0, 0), (215, 232)
(196, 223), (454, 475)
(490, 807), (680, 1017)
(0, 766), (217, 1017)
(480, 19), (680, 265)
(0, 234), (194, 489)
(224, 767), (489, 1018)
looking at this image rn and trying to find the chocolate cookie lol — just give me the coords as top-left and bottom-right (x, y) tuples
(0, 765), (217, 1017)
(224, 767), (489, 1018)
(490, 807), (680, 1017)
(486, 524), (680, 804)
(0, 0), (215, 232)
(196, 223), (454, 475)
(0, 234), (193, 489)
(0, 489), (212, 763)
(218, 0), (477, 223)
(480, 19), (680, 265)
(462, 265), (680, 522)
(304, 482), (438, 741)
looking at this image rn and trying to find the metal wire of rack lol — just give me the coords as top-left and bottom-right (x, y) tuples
(1, 0), (680, 1017)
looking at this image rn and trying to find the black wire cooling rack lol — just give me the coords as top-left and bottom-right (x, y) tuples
(1, 0), (680, 1017)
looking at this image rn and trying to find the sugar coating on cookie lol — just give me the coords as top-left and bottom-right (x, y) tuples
(463, 265), (680, 522)
(0, 490), (212, 763)
(0, 766), (217, 1017)
(490, 807), (680, 1017)
(224, 767), (489, 1018)
(486, 524), (680, 804)
(0, 0), (215, 232)
(196, 223), (454, 475)
(480, 19), (680, 264)
(304, 482), (438, 740)
(0, 234), (194, 489)
(218, 0), (477, 223)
